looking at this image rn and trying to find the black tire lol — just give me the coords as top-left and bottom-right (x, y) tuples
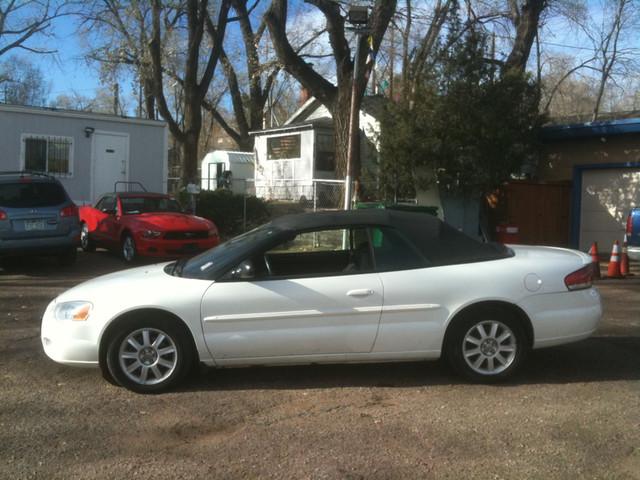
(57, 248), (77, 267)
(445, 307), (528, 383)
(105, 316), (193, 393)
(121, 234), (137, 263)
(80, 222), (96, 252)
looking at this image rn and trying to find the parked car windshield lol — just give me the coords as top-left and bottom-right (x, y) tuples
(177, 224), (279, 280)
(0, 181), (67, 208)
(120, 196), (182, 214)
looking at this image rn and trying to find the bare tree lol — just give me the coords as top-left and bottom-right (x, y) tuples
(78, 1), (158, 119)
(265, 0), (397, 178)
(149, 0), (232, 184)
(0, 0), (72, 57)
(586, 0), (639, 120)
(203, 0), (279, 151)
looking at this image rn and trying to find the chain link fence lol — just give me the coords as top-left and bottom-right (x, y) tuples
(254, 180), (345, 211)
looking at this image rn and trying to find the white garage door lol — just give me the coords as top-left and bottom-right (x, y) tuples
(579, 168), (640, 251)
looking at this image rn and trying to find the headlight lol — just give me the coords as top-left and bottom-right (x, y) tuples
(142, 230), (163, 238)
(54, 301), (93, 321)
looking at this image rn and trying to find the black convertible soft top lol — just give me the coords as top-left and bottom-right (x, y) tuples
(269, 210), (511, 267)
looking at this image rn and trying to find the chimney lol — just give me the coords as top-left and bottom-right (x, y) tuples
(299, 87), (310, 106)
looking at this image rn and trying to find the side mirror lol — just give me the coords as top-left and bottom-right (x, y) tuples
(226, 260), (255, 280)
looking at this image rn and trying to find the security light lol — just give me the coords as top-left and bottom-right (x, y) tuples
(348, 5), (369, 26)
(84, 126), (95, 138)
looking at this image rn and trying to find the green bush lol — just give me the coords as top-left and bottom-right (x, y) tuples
(196, 189), (270, 238)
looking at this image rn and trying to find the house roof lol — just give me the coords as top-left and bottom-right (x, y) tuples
(251, 95), (387, 137)
(284, 95), (387, 126)
(541, 116), (640, 141)
(249, 117), (333, 136)
(0, 103), (167, 128)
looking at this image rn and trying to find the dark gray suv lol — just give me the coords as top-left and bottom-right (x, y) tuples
(0, 171), (80, 265)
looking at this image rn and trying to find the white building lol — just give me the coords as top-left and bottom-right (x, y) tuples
(250, 96), (385, 205)
(0, 104), (168, 204)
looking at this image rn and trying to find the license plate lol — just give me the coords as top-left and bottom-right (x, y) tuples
(24, 220), (46, 231)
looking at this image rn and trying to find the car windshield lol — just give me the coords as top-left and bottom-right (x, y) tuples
(178, 224), (279, 280)
(120, 196), (182, 214)
(0, 181), (67, 208)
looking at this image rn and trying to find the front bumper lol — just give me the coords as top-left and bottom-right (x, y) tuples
(519, 287), (602, 349)
(628, 246), (640, 262)
(40, 300), (99, 367)
(135, 235), (219, 258)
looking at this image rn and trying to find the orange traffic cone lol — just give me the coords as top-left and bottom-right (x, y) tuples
(607, 240), (622, 278)
(621, 234), (630, 277)
(588, 242), (601, 279)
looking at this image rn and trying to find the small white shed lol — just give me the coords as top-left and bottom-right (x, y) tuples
(200, 150), (254, 193)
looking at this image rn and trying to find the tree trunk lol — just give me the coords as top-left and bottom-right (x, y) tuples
(182, 98), (202, 184)
(143, 77), (156, 120)
(332, 100), (351, 179)
(503, 0), (546, 75)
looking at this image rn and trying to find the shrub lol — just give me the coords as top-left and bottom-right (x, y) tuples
(196, 189), (270, 238)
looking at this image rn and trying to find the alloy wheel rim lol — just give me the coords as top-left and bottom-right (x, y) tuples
(123, 237), (135, 262)
(462, 320), (517, 375)
(118, 328), (178, 385)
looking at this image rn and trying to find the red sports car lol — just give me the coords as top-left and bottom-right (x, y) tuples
(79, 192), (219, 262)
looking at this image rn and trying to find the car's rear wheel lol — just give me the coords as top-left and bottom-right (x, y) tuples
(80, 223), (95, 252)
(121, 234), (137, 263)
(105, 317), (193, 393)
(446, 309), (527, 382)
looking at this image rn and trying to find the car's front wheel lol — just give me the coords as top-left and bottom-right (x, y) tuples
(446, 309), (528, 382)
(121, 234), (137, 263)
(105, 317), (193, 393)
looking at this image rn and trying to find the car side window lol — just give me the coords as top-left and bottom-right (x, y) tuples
(369, 227), (429, 272)
(221, 227), (373, 281)
(265, 227), (373, 278)
(99, 196), (116, 213)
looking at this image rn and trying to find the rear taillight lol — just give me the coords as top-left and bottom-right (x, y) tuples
(60, 204), (78, 218)
(564, 264), (594, 291)
(626, 214), (633, 235)
(0, 209), (6, 220)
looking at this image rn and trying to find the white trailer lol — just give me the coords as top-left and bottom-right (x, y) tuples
(200, 150), (254, 194)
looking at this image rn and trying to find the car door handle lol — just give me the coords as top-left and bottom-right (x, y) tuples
(346, 289), (374, 297)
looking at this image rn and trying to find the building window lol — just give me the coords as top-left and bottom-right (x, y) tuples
(22, 135), (73, 176)
(267, 134), (301, 160)
(315, 133), (335, 172)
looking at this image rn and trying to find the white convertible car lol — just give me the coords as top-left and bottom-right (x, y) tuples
(41, 210), (602, 393)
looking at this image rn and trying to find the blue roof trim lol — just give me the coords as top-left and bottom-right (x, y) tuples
(542, 117), (640, 141)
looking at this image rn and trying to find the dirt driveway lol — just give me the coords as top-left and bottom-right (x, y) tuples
(1, 252), (639, 479)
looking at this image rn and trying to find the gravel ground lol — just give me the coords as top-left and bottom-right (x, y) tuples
(1, 252), (639, 479)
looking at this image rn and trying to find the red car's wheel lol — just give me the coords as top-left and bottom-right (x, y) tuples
(122, 234), (137, 263)
(80, 223), (96, 252)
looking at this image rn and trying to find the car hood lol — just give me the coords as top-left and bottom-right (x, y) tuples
(56, 263), (176, 302)
(128, 213), (212, 231)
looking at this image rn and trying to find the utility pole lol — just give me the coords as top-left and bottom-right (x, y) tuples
(344, 5), (370, 210)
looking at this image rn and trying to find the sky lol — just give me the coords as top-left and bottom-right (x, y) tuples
(37, 15), (102, 101)
(4, 0), (639, 115)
